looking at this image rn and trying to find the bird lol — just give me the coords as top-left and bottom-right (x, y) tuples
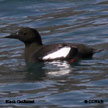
(4, 27), (101, 63)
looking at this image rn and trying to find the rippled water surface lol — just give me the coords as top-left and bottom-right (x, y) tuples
(0, 0), (108, 108)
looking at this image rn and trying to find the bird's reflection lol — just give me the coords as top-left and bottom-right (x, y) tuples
(43, 61), (72, 77)
(25, 62), (46, 81)
(25, 61), (73, 81)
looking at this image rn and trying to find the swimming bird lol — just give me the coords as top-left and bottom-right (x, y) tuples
(4, 27), (100, 63)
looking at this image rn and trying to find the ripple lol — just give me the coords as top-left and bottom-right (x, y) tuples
(0, 0), (108, 107)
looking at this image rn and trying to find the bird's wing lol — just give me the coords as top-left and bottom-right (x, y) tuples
(32, 44), (78, 61)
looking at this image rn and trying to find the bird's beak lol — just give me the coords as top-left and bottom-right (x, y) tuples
(4, 33), (18, 39)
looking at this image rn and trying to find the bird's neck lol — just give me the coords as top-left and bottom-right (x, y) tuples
(24, 42), (42, 63)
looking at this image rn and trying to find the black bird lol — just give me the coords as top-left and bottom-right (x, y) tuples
(4, 27), (100, 63)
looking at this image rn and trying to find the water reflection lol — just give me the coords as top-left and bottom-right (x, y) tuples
(44, 61), (72, 77)
(25, 63), (46, 81)
(25, 61), (74, 81)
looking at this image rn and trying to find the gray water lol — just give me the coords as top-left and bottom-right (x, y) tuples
(0, 0), (108, 108)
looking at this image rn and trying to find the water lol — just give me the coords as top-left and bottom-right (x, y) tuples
(0, 0), (108, 107)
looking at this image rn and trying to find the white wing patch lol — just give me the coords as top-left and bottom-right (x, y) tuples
(43, 46), (71, 60)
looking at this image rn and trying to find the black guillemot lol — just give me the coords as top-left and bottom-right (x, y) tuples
(4, 27), (100, 63)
